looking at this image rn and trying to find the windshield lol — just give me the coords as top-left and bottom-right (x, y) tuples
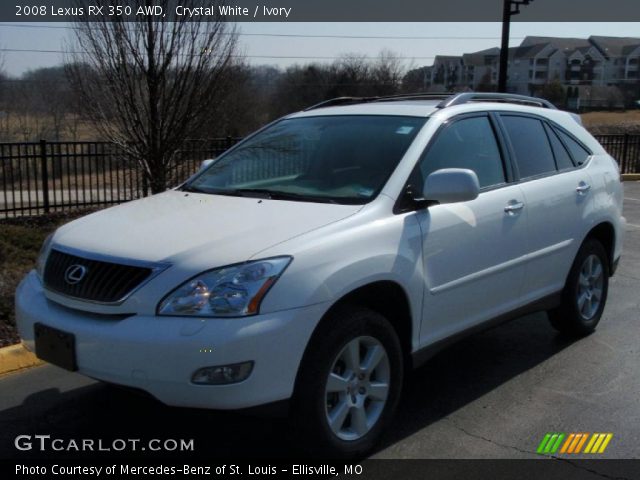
(186, 115), (426, 204)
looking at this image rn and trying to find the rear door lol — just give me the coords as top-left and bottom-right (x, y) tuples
(497, 114), (593, 301)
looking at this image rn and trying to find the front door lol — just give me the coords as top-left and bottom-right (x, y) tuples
(411, 114), (529, 346)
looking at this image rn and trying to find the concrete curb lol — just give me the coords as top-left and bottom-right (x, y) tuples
(0, 342), (43, 376)
(622, 174), (640, 181)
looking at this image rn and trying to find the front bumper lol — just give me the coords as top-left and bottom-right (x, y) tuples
(16, 271), (326, 409)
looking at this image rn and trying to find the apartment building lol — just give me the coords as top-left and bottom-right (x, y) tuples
(421, 36), (640, 106)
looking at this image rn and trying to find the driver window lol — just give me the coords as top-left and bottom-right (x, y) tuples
(410, 116), (506, 191)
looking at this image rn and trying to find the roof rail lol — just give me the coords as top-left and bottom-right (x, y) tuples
(304, 92), (452, 111)
(372, 92), (453, 103)
(438, 92), (557, 109)
(303, 97), (377, 111)
(304, 92), (557, 112)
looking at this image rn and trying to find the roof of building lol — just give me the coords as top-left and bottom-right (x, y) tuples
(462, 47), (500, 66)
(589, 36), (640, 58)
(513, 43), (551, 59)
(433, 55), (463, 64)
(425, 35), (640, 71)
(521, 36), (592, 51)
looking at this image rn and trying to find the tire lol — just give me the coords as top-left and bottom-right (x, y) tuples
(548, 239), (609, 337)
(290, 305), (404, 458)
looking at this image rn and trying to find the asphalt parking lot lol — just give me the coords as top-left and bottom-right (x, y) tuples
(1, 183), (639, 461)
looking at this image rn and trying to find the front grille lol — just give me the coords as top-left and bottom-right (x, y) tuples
(43, 249), (153, 303)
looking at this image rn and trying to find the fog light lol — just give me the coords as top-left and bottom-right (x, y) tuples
(191, 361), (254, 385)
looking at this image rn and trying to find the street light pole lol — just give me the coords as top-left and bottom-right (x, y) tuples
(498, 0), (534, 93)
(498, 0), (511, 93)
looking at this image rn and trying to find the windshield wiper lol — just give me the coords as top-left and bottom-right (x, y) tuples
(181, 185), (258, 197)
(181, 184), (209, 194)
(182, 185), (342, 204)
(233, 188), (340, 204)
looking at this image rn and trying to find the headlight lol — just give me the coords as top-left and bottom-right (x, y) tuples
(157, 257), (292, 317)
(35, 232), (55, 279)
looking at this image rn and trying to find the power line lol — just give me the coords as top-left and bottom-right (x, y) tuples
(0, 80), (401, 87)
(2, 47), (637, 62)
(0, 47), (437, 60)
(3, 76), (639, 86)
(0, 22), (523, 40)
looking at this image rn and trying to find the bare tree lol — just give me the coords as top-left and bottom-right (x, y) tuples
(325, 54), (372, 98)
(66, 2), (238, 193)
(370, 50), (405, 95)
(19, 66), (71, 140)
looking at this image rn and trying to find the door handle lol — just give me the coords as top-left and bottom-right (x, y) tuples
(504, 201), (525, 214)
(576, 182), (591, 194)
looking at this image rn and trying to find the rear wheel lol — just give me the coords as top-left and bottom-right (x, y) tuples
(291, 306), (403, 457)
(548, 239), (609, 337)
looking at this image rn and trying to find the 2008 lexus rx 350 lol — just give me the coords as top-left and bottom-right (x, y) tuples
(16, 93), (625, 456)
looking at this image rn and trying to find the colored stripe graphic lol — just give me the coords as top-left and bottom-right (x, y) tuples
(585, 433), (614, 454)
(575, 433), (589, 453)
(550, 433), (565, 453)
(568, 433), (583, 453)
(598, 434), (613, 453)
(545, 434), (559, 453)
(584, 433), (598, 453)
(560, 433), (575, 454)
(537, 433), (552, 454)
(540, 433), (613, 455)
(537, 433), (565, 454)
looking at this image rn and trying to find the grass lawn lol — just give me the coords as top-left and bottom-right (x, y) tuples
(0, 209), (97, 347)
(582, 110), (640, 134)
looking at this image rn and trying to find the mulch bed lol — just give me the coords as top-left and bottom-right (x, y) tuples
(0, 322), (19, 348)
(0, 208), (100, 348)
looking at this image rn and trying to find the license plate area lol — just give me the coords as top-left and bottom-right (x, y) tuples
(34, 323), (77, 371)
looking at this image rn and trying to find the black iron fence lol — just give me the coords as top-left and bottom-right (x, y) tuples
(0, 138), (239, 217)
(1, 134), (639, 217)
(595, 134), (640, 174)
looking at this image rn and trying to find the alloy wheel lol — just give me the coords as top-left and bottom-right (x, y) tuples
(577, 254), (604, 320)
(324, 336), (391, 441)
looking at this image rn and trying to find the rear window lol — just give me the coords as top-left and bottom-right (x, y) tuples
(501, 115), (556, 179)
(545, 125), (575, 170)
(554, 128), (591, 166)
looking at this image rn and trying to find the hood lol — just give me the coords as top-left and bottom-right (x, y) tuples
(53, 190), (362, 265)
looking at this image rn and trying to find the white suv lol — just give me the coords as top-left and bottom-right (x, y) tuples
(16, 93), (625, 456)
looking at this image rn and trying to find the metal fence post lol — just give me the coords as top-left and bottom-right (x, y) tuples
(622, 133), (630, 174)
(142, 174), (149, 197)
(39, 139), (50, 213)
(635, 136), (640, 174)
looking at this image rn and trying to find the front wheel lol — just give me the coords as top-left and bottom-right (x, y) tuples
(548, 239), (609, 337)
(290, 306), (403, 457)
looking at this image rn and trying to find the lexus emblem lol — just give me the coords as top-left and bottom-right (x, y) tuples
(64, 264), (88, 285)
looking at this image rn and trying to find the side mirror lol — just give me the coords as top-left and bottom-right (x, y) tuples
(423, 168), (480, 204)
(200, 159), (214, 171)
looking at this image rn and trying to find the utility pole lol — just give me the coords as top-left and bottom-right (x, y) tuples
(498, 0), (534, 93)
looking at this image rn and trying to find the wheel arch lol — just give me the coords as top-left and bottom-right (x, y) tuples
(293, 280), (414, 391)
(328, 281), (413, 356)
(584, 221), (616, 276)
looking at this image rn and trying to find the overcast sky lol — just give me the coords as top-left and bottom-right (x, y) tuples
(2, 22), (640, 77)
